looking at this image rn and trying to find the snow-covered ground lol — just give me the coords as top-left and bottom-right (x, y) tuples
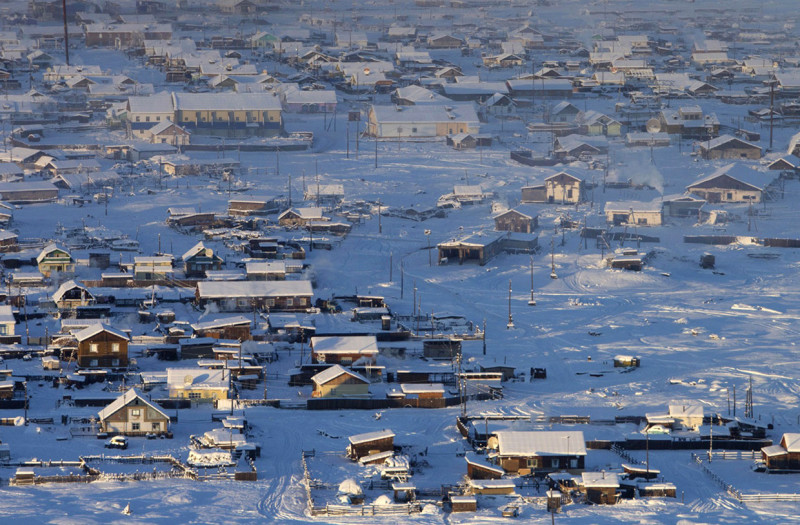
(2, 0), (800, 522)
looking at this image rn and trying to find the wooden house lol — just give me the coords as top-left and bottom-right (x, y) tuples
(580, 471), (619, 505)
(767, 155), (800, 173)
(487, 430), (586, 474)
(36, 243), (74, 277)
(761, 433), (800, 470)
(347, 429), (395, 460)
(133, 256), (174, 280)
(662, 195), (706, 218)
(579, 110), (622, 136)
(195, 280), (313, 312)
(550, 101), (581, 123)
(604, 200), (663, 226)
(483, 53), (524, 68)
(493, 206), (538, 233)
(311, 364), (370, 398)
(0, 304), (17, 343)
(191, 315), (251, 340)
(181, 242), (223, 277)
(311, 335), (379, 365)
(437, 231), (507, 266)
(52, 280), (94, 310)
(447, 133), (477, 150)
(465, 453), (505, 479)
(427, 34), (464, 49)
(422, 338), (462, 360)
(449, 495), (477, 512)
(245, 261), (288, 281)
(278, 207), (326, 227)
(468, 479), (516, 496)
(522, 172), (584, 205)
(668, 404), (704, 430)
(686, 164), (766, 204)
(146, 120), (190, 146)
(698, 134), (761, 160)
(228, 198), (278, 216)
(98, 388), (170, 436)
(399, 383), (445, 399)
(304, 184), (344, 207)
(74, 323), (129, 369)
(0, 182), (58, 203)
(366, 104), (479, 139)
(657, 106), (719, 138)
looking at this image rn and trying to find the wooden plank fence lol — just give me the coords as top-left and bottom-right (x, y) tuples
(311, 503), (422, 517)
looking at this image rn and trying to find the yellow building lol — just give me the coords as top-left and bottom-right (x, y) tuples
(167, 368), (229, 401)
(172, 92), (282, 137)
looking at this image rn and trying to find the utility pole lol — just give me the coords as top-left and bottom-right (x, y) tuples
(62, 0), (70, 66)
(506, 279), (514, 329)
(482, 319), (486, 355)
(374, 135), (378, 169)
(769, 80), (775, 150)
(528, 256), (536, 305)
(377, 199), (382, 233)
(425, 230), (431, 266)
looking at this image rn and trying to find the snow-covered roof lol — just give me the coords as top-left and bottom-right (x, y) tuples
(700, 134), (760, 152)
(98, 387), (168, 422)
(311, 364), (368, 385)
(581, 471), (620, 488)
(782, 433), (800, 453)
(172, 92), (281, 111)
(311, 335), (379, 355)
(400, 383), (444, 394)
(348, 429), (395, 445)
(52, 280), (90, 302)
(197, 280), (313, 299)
(74, 323), (129, 343)
(494, 431), (587, 456)
(191, 315), (251, 331)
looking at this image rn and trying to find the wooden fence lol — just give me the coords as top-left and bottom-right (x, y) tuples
(310, 503), (422, 517)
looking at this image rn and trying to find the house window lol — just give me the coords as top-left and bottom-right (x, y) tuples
(412, 127), (417, 133)
(111, 343), (120, 353)
(266, 299), (275, 307)
(112, 359), (119, 367)
(152, 422), (160, 431)
(135, 116), (141, 122)
(0, 325), (7, 335)
(132, 423), (140, 431)
(188, 392), (201, 399)
(156, 116), (161, 121)
(131, 409), (141, 417)
(726, 192), (733, 200)
(567, 189), (573, 199)
(526, 458), (539, 469)
(90, 343), (99, 353)
(551, 458), (560, 468)
(145, 116), (150, 122)
(637, 218), (647, 225)
(286, 298), (294, 306)
(90, 359), (98, 367)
